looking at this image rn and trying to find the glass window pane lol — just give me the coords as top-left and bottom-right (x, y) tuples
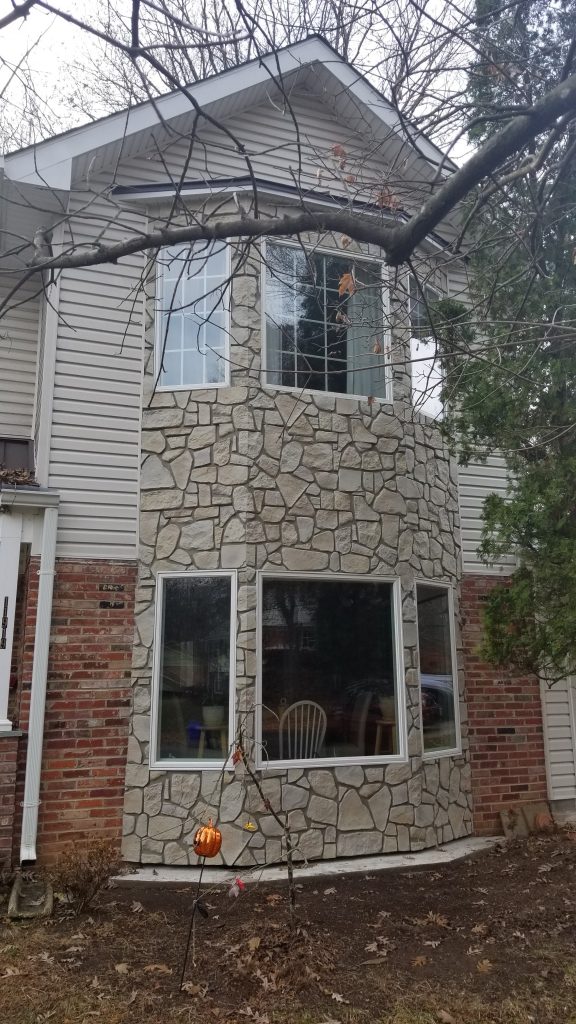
(409, 276), (444, 418)
(416, 584), (457, 753)
(159, 349), (182, 388)
(261, 578), (397, 762)
(265, 243), (387, 398)
(157, 576), (231, 762)
(157, 241), (228, 388)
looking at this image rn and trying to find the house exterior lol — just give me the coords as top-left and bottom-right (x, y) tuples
(0, 37), (565, 869)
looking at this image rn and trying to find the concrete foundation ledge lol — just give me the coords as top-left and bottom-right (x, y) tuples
(117, 836), (501, 886)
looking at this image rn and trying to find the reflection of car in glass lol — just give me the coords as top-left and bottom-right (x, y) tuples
(421, 674), (453, 724)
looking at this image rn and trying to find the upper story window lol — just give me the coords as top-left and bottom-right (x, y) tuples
(409, 274), (443, 419)
(156, 241), (229, 389)
(265, 242), (389, 400)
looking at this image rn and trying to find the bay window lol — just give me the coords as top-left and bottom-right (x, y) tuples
(416, 583), (459, 754)
(153, 573), (234, 765)
(156, 241), (229, 388)
(265, 242), (389, 399)
(259, 576), (401, 764)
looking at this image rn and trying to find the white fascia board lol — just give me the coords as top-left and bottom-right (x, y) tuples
(3, 37), (451, 190)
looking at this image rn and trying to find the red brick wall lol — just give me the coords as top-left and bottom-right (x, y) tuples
(0, 735), (19, 867)
(12, 558), (136, 864)
(462, 574), (548, 835)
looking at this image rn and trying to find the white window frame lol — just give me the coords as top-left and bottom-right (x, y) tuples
(261, 239), (393, 405)
(255, 571), (407, 769)
(414, 579), (462, 760)
(155, 240), (232, 392)
(149, 570), (237, 770)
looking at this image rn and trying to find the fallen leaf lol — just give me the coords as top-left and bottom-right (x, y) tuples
(467, 946), (483, 956)
(471, 923), (489, 935)
(411, 955), (429, 968)
(126, 990), (138, 1005)
(131, 901), (144, 913)
(114, 963), (129, 975)
(143, 963), (172, 974)
(1, 967), (22, 977)
(324, 887), (337, 895)
(248, 937), (261, 952)
(340, 235), (352, 248)
(426, 911), (450, 928)
(423, 939), (441, 948)
(476, 959), (493, 974)
(331, 992), (349, 1004)
(437, 1011), (457, 1024)
(182, 982), (208, 996)
(265, 894), (282, 905)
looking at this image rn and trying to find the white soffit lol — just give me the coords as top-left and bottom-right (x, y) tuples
(3, 37), (452, 191)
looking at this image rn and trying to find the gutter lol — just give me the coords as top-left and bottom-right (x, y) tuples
(0, 488), (60, 864)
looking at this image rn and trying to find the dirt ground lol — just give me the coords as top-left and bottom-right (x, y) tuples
(2, 835), (576, 1024)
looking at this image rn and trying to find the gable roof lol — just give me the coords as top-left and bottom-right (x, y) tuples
(3, 35), (454, 190)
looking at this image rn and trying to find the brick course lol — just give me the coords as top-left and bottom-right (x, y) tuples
(462, 574), (548, 834)
(0, 735), (19, 866)
(11, 558), (136, 864)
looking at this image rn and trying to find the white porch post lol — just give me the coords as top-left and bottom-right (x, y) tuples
(0, 510), (23, 732)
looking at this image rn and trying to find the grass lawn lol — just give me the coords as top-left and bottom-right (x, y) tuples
(2, 835), (576, 1023)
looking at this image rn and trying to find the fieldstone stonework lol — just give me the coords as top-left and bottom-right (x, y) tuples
(122, 234), (472, 867)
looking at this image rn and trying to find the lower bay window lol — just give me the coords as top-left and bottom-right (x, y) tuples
(150, 572), (458, 769)
(152, 572), (235, 766)
(416, 583), (459, 755)
(259, 575), (402, 765)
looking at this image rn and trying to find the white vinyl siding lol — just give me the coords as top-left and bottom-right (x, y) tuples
(0, 281), (41, 438)
(542, 679), (576, 802)
(457, 455), (514, 574)
(113, 94), (399, 205)
(48, 190), (145, 558)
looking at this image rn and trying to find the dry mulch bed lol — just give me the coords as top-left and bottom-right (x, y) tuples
(2, 835), (576, 1023)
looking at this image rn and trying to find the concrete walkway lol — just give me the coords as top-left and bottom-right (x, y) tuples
(117, 836), (501, 886)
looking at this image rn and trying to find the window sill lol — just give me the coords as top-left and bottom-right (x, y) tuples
(154, 381), (230, 392)
(422, 746), (462, 761)
(255, 753), (408, 771)
(150, 758), (232, 771)
(262, 382), (393, 406)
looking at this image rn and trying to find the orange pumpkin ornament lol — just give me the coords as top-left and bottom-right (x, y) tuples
(193, 818), (222, 858)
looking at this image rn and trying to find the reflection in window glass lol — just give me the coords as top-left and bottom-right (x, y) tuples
(416, 584), (457, 753)
(409, 275), (443, 419)
(157, 241), (229, 388)
(265, 243), (388, 398)
(156, 576), (231, 761)
(261, 578), (397, 762)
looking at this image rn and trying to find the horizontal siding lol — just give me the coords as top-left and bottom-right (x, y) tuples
(0, 281), (40, 438)
(114, 92), (407, 206)
(49, 191), (144, 559)
(543, 680), (576, 801)
(457, 456), (515, 573)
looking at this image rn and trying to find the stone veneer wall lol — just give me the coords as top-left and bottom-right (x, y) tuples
(122, 240), (472, 867)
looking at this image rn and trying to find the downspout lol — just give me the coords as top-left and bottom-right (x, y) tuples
(20, 504), (58, 863)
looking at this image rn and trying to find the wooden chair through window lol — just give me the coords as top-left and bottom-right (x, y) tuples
(278, 700), (327, 760)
